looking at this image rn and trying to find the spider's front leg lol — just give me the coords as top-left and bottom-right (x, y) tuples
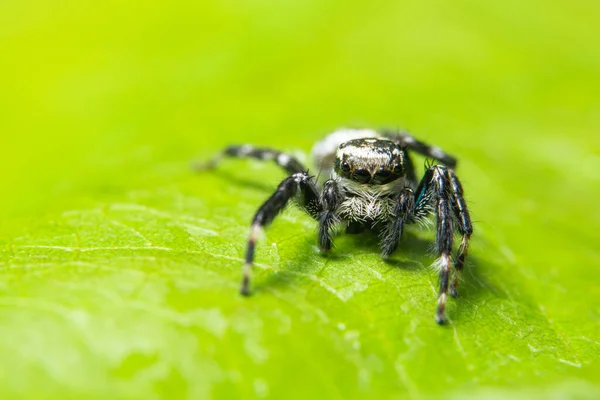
(446, 169), (473, 296)
(197, 144), (307, 175)
(318, 179), (343, 252)
(383, 131), (458, 168)
(379, 187), (416, 258)
(415, 165), (473, 324)
(241, 172), (321, 295)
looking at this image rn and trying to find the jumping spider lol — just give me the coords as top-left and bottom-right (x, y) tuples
(202, 128), (473, 324)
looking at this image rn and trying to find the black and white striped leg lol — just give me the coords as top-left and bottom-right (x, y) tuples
(385, 131), (458, 168)
(379, 187), (415, 258)
(241, 172), (322, 295)
(199, 145), (307, 175)
(318, 179), (342, 252)
(445, 169), (473, 297)
(415, 165), (455, 324)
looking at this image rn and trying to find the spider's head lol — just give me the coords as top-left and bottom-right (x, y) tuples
(334, 138), (405, 185)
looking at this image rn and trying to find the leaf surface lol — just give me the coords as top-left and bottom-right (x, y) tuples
(1, 1), (599, 399)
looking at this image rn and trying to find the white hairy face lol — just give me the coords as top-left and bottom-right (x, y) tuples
(334, 138), (406, 185)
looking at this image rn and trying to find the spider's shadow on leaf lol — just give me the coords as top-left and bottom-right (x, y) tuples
(209, 168), (283, 194)
(391, 232), (507, 305)
(252, 226), (504, 312)
(209, 168), (507, 320)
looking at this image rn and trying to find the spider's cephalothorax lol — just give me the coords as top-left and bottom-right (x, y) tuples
(201, 128), (473, 324)
(334, 138), (406, 184)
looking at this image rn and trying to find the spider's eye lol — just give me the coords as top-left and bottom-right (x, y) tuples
(352, 168), (371, 184)
(341, 161), (350, 173)
(393, 164), (404, 175)
(374, 168), (392, 183)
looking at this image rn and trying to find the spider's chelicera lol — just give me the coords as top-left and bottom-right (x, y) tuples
(202, 128), (473, 324)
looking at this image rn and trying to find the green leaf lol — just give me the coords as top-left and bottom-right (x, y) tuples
(1, 1), (599, 399)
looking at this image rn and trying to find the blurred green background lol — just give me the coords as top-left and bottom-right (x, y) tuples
(1, 0), (599, 399)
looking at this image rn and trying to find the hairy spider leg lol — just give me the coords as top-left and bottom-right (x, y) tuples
(241, 172), (321, 295)
(414, 165), (471, 324)
(318, 179), (343, 252)
(445, 169), (473, 297)
(379, 187), (415, 258)
(198, 145), (307, 175)
(384, 131), (458, 169)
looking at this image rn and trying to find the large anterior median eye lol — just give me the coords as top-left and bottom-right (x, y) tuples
(352, 168), (371, 184)
(374, 168), (392, 184)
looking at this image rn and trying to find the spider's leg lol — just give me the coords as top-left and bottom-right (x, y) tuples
(444, 169), (473, 297)
(241, 172), (321, 295)
(384, 131), (458, 168)
(379, 187), (415, 258)
(198, 145), (307, 175)
(318, 179), (343, 252)
(415, 165), (455, 324)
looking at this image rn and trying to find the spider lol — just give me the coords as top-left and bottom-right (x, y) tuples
(201, 128), (473, 324)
